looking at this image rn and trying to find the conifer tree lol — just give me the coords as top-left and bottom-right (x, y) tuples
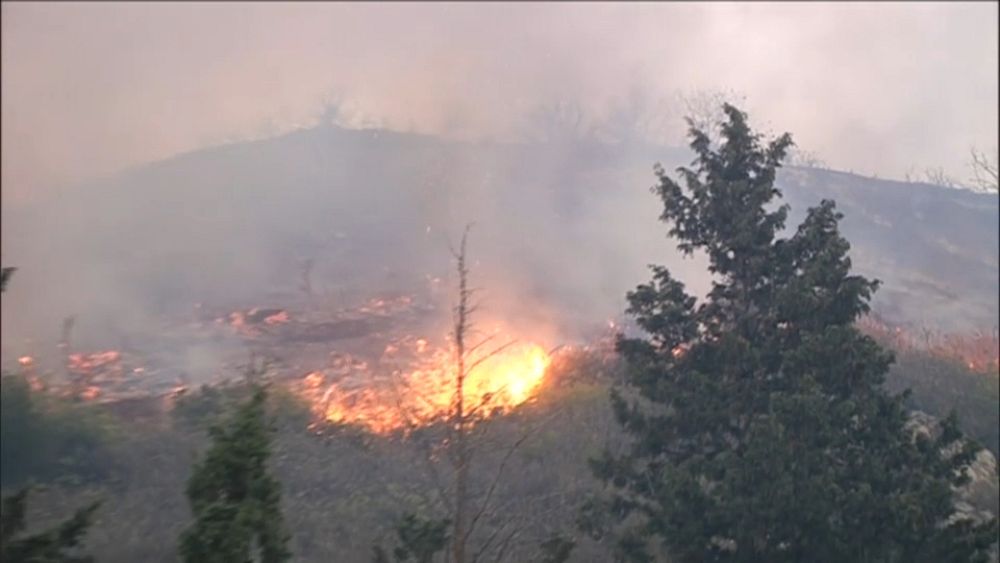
(179, 384), (291, 563)
(1, 269), (102, 563)
(590, 105), (998, 562)
(0, 488), (100, 563)
(372, 513), (450, 563)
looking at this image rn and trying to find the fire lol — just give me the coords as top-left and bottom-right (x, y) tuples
(223, 307), (291, 335)
(301, 338), (551, 434)
(671, 344), (689, 359)
(68, 351), (122, 376)
(263, 310), (290, 325)
(18, 355), (34, 366)
(858, 316), (999, 374)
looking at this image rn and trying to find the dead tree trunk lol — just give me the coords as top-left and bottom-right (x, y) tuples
(299, 258), (315, 300)
(450, 228), (472, 563)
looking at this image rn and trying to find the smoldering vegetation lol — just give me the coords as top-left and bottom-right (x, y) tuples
(1, 103), (997, 563)
(3, 345), (996, 563)
(2, 121), (996, 380)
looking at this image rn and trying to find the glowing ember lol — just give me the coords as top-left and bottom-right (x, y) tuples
(301, 338), (551, 434)
(858, 316), (999, 374)
(264, 311), (290, 325)
(223, 308), (290, 335)
(18, 356), (34, 366)
(68, 351), (123, 375)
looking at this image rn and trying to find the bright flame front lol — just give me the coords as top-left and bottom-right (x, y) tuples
(301, 339), (551, 434)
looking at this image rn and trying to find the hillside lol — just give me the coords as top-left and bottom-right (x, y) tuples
(2, 125), (997, 363)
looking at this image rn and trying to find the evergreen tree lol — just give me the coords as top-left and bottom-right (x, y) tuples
(1, 268), (102, 563)
(179, 384), (291, 563)
(590, 104), (998, 562)
(0, 267), (15, 293)
(372, 513), (450, 563)
(0, 487), (100, 563)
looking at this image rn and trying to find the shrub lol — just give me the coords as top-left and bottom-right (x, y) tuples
(1, 375), (116, 488)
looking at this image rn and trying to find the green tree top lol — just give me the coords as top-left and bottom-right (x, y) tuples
(591, 104), (998, 562)
(179, 384), (291, 563)
(1, 488), (100, 563)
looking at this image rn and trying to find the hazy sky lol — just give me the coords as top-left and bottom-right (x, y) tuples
(2, 2), (998, 202)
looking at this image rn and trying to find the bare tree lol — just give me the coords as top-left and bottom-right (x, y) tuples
(525, 101), (591, 143)
(447, 226), (529, 563)
(369, 227), (567, 562)
(299, 257), (315, 300)
(676, 88), (747, 145)
(415, 227), (556, 563)
(923, 166), (961, 188)
(786, 147), (826, 169)
(450, 227), (474, 563)
(969, 147), (998, 193)
(597, 89), (677, 146)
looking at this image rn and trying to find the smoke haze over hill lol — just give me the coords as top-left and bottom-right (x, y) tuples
(2, 2), (997, 201)
(2, 2), (998, 380)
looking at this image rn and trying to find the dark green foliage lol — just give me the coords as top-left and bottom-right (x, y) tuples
(172, 384), (233, 430)
(0, 376), (113, 488)
(173, 381), (312, 433)
(886, 349), (1000, 455)
(1, 264), (102, 563)
(374, 513), (449, 563)
(592, 104), (998, 562)
(0, 487), (100, 563)
(178, 384), (291, 563)
(536, 534), (575, 563)
(0, 267), (14, 293)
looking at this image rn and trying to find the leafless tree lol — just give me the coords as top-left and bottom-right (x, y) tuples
(447, 226), (535, 563)
(676, 88), (747, 146)
(597, 89), (677, 146)
(786, 147), (826, 169)
(969, 147), (998, 193)
(525, 101), (591, 143)
(384, 226), (559, 563)
(923, 167), (961, 189)
(299, 257), (315, 300)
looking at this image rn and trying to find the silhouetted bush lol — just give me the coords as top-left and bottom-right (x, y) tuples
(0, 375), (116, 488)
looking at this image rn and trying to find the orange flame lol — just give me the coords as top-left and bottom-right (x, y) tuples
(67, 351), (122, 375)
(858, 316), (999, 374)
(301, 338), (551, 434)
(264, 311), (290, 325)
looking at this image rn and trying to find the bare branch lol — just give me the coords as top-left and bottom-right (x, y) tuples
(490, 525), (524, 563)
(471, 520), (508, 563)
(465, 340), (519, 378)
(969, 146), (999, 193)
(465, 431), (531, 543)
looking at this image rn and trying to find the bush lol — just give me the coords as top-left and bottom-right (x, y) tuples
(172, 380), (313, 432)
(886, 350), (1000, 455)
(0, 375), (116, 488)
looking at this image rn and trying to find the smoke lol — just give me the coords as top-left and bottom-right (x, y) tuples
(2, 3), (997, 201)
(2, 3), (997, 375)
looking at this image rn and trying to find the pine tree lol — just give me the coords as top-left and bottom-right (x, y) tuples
(179, 384), (291, 563)
(0, 487), (100, 563)
(372, 513), (450, 563)
(1, 268), (102, 563)
(0, 267), (15, 293)
(590, 104), (998, 562)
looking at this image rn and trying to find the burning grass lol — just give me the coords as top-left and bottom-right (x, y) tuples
(299, 335), (552, 434)
(859, 315), (1000, 374)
